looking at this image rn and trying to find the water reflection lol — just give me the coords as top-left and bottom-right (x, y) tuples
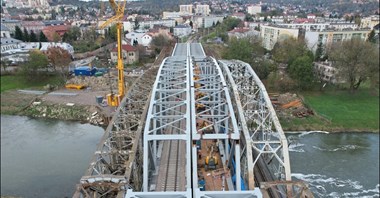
(1, 115), (104, 197)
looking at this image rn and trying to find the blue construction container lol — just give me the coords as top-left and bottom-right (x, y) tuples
(74, 66), (97, 76)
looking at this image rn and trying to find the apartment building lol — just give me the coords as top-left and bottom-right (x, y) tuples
(360, 15), (380, 29)
(173, 25), (192, 37)
(247, 5), (261, 15)
(314, 61), (342, 84)
(110, 44), (139, 64)
(260, 24), (300, 50)
(305, 29), (371, 52)
(195, 4), (210, 16)
(193, 15), (224, 29)
(180, 5), (193, 14)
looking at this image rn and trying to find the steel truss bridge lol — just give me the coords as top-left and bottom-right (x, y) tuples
(74, 43), (313, 198)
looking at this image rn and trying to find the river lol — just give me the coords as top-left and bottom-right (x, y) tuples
(1, 116), (379, 197)
(0, 115), (104, 198)
(287, 131), (379, 197)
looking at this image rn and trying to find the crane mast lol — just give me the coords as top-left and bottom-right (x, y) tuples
(99, 0), (126, 106)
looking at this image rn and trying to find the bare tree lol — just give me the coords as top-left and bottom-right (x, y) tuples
(328, 39), (379, 92)
(46, 46), (72, 82)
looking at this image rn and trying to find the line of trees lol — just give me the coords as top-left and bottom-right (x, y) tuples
(20, 47), (72, 82)
(222, 32), (378, 93)
(14, 26), (48, 42)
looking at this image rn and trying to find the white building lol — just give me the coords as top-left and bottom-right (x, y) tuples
(39, 42), (75, 55)
(173, 25), (192, 37)
(1, 24), (11, 38)
(260, 24), (300, 50)
(195, 4), (210, 16)
(277, 23), (330, 31)
(141, 33), (153, 47)
(162, 12), (181, 20)
(360, 15), (379, 29)
(0, 38), (22, 54)
(329, 23), (358, 30)
(180, 5), (193, 14)
(314, 61), (341, 84)
(125, 31), (146, 46)
(123, 21), (135, 33)
(228, 27), (259, 39)
(305, 29), (371, 53)
(139, 20), (176, 30)
(194, 15), (224, 29)
(247, 5), (261, 15)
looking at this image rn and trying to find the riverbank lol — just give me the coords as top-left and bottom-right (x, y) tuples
(0, 90), (110, 126)
(1, 77), (379, 132)
(1, 90), (378, 133)
(279, 89), (379, 133)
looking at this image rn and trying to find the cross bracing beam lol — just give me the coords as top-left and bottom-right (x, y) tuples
(190, 44), (250, 197)
(218, 60), (292, 186)
(143, 50), (192, 193)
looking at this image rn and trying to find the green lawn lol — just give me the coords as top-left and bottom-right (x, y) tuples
(301, 90), (379, 131)
(1, 75), (62, 93)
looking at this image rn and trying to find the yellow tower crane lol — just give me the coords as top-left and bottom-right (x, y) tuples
(99, 0), (126, 106)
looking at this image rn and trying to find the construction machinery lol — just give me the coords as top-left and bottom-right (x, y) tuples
(204, 144), (218, 171)
(99, 0), (127, 106)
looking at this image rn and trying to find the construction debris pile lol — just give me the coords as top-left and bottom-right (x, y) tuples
(66, 75), (117, 91)
(270, 92), (314, 119)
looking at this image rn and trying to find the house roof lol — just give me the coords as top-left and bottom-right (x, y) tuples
(43, 20), (65, 26)
(42, 25), (71, 41)
(175, 24), (191, 28)
(232, 12), (245, 17)
(111, 44), (137, 52)
(229, 27), (250, 33)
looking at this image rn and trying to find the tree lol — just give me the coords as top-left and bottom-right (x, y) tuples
(367, 29), (377, 44)
(151, 34), (169, 53)
(21, 50), (49, 80)
(29, 30), (38, 42)
(23, 28), (30, 42)
(245, 14), (254, 22)
(106, 24), (118, 41)
(133, 39), (138, 46)
(14, 26), (23, 41)
(288, 55), (314, 90)
(51, 9), (57, 20)
(272, 37), (314, 66)
(62, 26), (81, 42)
(52, 32), (61, 42)
(134, 19), (140, 30)
(46, 46), (72, 81)
(315, 41), (324, 61)
(39, 31), (48, 42)
(1, 58), (12, 72)
(328, 39), (379, 92)
(223, 37), (270, 79)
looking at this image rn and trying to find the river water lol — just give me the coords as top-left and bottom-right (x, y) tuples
(287, 131), (379, 197)
(1, 116), (379, 197)
(0, 115), (104, 198)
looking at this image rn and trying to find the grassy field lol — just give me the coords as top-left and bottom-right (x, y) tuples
(281, 89), (379, 132)
(1, 75), (62, 93)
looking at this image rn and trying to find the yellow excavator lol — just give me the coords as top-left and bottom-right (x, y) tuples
(205, 144), (218, 171)
(99, 0), (126, 106)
